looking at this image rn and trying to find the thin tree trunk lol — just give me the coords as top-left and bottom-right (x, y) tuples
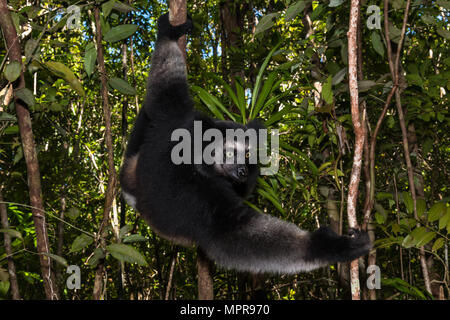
(169, 0), (215, 300)
(347, 0), (364, 300)
(0, 190), (21, 299)
(0, 0), (58, 300)
(92, 5), (117, 300)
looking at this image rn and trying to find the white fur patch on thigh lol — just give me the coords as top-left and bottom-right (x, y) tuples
(122, 191), (137, 209)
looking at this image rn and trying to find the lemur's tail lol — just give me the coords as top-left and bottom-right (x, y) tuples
(201, 209), (372, 274)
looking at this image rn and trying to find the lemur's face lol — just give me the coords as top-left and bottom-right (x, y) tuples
(214, 139), (254, 183)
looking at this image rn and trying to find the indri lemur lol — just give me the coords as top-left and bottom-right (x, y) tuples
(120, 13), (372, 274)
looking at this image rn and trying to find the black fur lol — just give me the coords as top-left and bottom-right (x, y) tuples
(120, 13), (372, 274)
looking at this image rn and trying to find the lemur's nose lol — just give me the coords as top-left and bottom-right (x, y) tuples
(238, 167), (248, 177)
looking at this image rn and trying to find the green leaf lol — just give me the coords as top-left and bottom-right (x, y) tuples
(119, 224), (133, 240)
(428, 202), (446, 222)
(42, 253), (68, 267)
(285, 1), (306, 21)
(70, 234), (93, 253)
(252, 72), (278, 117)
(102, 0), (115, 17)
(123, 234), (148, 243)
(257, 188), (285, 214)
(0, 281), (10, 296)
(371, 32), (384, 57)
(106, 243), (148, 266)
(4, 125), (19, 135)
(436, 0), (450, 10)
(4, 61), (21, 82)
(84, 42), (97, 77)
(438, 211), (450, 230)
(15, 88), (35, 107)
(416, 198), (426, 220)
(255, 13), (280, 35)
(358, 80), (377, 92)
(87, 248), (106, 267)
(65, 208), (80, 220)
(250, 43), (281, 117)
(108, 77), (137, 95)
(329, 0), (345, 7)
(0, 228), (23, 240)
(415, 231), (436, 247)
(437, 29), (450, 40)
(374, 203), (387, 224)
(322, 76), (333, 104)
(44, 61), (85, 96)
(104, 24), (138, 42)
(431, 238), (445, 252)
(192, 86), (236, 121)
(331, 68), (346, 86)
(0, 112), (16, 121)
(402, 192), (413, 214)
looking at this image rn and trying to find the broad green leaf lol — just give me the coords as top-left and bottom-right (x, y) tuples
(438, 211), (450, 230)
(402, 234), (415, 248)
(0, 112), (16, 121)
(374, 203), (387, 224)
(84, 42), (97, 77)
(431, 238), (444, 252)
(285, 1), (306, 21)
(15, 88), (35, 107)
(119, 224), (133, 240)
(358, 80), (377, 92)
(428, 202), (446, 222)
(436, 0), (450, 10)
(329, 0), (345, 7)
(402, 192), (413, 214)
(4, 61), (21, 82)
(322, 76), (333, 104)
(44, 61), (85, 96)
(65, 208), (80, 220)
(104, 24), (138, 42)
(416, 198), (426, 220)
(43, 253), (68, 267)
(4, 125), (19, 135)
(87, 248), (106, 267)
(437, 29), (450, 40)
(70, 234), (93, 253)
(102, 0), (115, 17)
(371, 32), (384, 57)
(108, 77), (137, 95)
(415, 231), (436, 247)
(106, 243), (148, 266)
(123, 234), (148, 243)
(0, 281), (10, 296)
(255, 12), (280, 34)
(332, 68), (346, 85)
(0, 228), (23, 240)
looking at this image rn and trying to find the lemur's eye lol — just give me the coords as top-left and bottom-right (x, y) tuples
(245, 152), (251, 158)
(226, 151), (234, 158)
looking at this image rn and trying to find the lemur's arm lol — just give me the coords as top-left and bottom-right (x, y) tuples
(144, 13), (193, 119)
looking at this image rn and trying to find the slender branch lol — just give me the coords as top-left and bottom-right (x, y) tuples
(0, 0), (58, 300)
(347, 0), (364, 300)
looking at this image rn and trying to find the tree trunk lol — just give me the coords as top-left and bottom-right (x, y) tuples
(347, 0), (364, 300)
(0, 0), (58, 300)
